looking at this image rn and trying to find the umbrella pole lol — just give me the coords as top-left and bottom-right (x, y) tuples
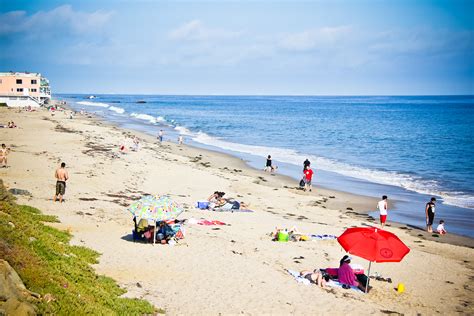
(366, 261), (372, 293)
(153, 222), (156, 245)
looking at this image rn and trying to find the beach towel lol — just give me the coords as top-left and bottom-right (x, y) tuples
(286, 269), (311, 285)
(212, 208), (254, 213)
(326, 280), (364, 293)
(200, 220), (226, 226)
(286, 269), (364, 293)
(187, 218), (227, 226)
(310, 234), (337, 240)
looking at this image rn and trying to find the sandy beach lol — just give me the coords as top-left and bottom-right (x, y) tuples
(1, 105), (473, 315)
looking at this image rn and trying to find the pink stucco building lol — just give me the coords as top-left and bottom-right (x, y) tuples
(0, 72), (51, 107)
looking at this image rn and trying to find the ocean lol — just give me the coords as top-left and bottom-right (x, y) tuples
(59, 94), (474, 238)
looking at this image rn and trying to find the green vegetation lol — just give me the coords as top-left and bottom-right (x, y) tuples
(0, 180), (159, 315)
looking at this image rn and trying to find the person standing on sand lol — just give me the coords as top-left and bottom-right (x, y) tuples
(425, 197), (436, 233)
(303, 159), (311, 171)
(1, 144), (10, 168)
(377, 195), (388, 228)
(178, 135), (184, 145)
(54, 162), (69, 203)
(158, 130), (164, 143)
(303, 165), (313, 192)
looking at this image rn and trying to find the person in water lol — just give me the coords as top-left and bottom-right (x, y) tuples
(425, 197), (436, 233)
(265, 155), (276, 172)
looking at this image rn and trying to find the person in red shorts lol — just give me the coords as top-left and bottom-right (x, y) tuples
(303, 165), (314, 192)
(377, 195), (388, 228)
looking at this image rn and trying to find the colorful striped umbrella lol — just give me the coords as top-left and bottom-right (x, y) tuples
(128, 195), (184, 222)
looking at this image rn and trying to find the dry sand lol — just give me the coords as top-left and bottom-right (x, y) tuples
(1, 106), (473, 315)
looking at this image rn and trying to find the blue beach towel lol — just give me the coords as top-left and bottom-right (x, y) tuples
(310, 234), (337, 240)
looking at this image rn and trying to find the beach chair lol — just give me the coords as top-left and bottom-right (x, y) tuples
(132, 217), (151, 243)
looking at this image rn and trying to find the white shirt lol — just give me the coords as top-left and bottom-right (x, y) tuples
(436, 223), (445, 233)
(377, 200), (387, 215)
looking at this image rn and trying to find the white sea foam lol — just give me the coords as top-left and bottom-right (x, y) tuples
(130, 113), (161, 124)
(174, 125), (192, 135)
(77, 101), (110, 108)
(108, 106), (125, 114)
(192, 132), (474, 210)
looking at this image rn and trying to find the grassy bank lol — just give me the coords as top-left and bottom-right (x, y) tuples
(0, 180), (158, 315)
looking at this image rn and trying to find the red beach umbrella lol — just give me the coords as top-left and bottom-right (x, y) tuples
(338, 226), (410, 262)
(337, 226), (410, 292)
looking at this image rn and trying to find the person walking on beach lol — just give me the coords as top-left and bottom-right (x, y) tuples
(377, 195), (388, 228)
(425, 197), (436, 233)
(265, 155), (276, 172)
(303, 158), (311, 171)
(178, 135), (184, 145)
(158, 130), (164, 143)
(1, 144), (10, 168)
(54, 162), (69, 203)
(303, 165), (313, 192)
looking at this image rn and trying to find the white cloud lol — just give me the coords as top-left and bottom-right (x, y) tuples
(169, 19), (241, 41)
(0, 5), (113, 37)
(279, 26), (352, 51)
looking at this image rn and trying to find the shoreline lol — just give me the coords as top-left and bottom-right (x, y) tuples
(65, 99), (474, 246)
(1, 104), (473, 314)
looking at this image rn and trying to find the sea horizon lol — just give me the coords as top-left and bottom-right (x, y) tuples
(57, 93), (474, 97)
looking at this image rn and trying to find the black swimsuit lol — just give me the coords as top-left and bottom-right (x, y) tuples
(426, 202), (435, 225)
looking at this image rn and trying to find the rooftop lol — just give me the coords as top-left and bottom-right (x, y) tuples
(0, 72), (42, 78)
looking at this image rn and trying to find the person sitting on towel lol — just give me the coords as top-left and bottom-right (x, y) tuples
(156, 221), (175, 244)
(338, 255), (370, 292)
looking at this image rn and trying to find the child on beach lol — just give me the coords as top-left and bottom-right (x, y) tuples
(377, 195), (388, 228)
(131, 136), (140, 151)
(178, 135), (184, 145)
(436, 220), (447, 235)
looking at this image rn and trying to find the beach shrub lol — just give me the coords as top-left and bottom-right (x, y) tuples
(0, 180), (159, 315)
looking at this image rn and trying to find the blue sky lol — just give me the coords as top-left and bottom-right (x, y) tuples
(0, 0), (473, 95)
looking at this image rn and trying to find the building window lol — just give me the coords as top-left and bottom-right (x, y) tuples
(31, 88), (37, 92)
(31, 79), (37, 84)
(17, 88), (24, 92)
(16, 79), (22, 84)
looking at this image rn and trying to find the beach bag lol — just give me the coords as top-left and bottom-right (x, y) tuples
(196, 201), (210, 209)
(356, 273), (368, 286)
(299, 179), (305, 187)
(277, 230), (289, 242)
(175, 228), (185, 239)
